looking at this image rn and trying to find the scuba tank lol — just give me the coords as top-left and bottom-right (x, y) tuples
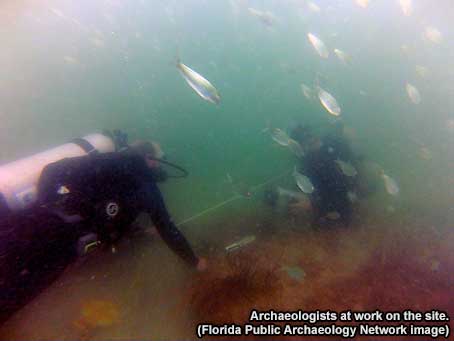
(0, 131), (128, 213)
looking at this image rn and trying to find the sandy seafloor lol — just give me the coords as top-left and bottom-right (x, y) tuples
(0, 182), (453, 340)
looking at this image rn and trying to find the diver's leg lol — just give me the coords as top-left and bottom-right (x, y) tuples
(263, 186), (279, 209)
(310, 193), (328, 227)
(337, 196), (353, 226)
(0, 208), (78, 322)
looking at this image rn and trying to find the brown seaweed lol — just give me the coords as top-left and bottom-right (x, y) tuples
(187, 249), (283, 325)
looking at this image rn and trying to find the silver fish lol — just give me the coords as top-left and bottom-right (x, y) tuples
(300, 83), (314, 100)
(406, 83), (421, 104)
(334, 48), (352, 65)
(271, 128), (290, 146)
(277, 186), (307, 201)
(382, 173), (399, 196)
(307, 33), (329, 59)
(335, 159), (357, 177)
(424, 26), (443, 44)
(287, 138), (305, 158)
(293, 167), (314, 194)
(225, 235), (256, 252)
(356, 0), (369, 8)
(307, 2), (321, 13)
(177, 60), (220, 104)
(318, 87), (341, 116)
(415, 65), (429, 79)
(399, 0), (413, 16)
(248, 7), (275, 27)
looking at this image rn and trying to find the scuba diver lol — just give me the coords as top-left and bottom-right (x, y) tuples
(290, 121), (366, 226)
(0, 130), (206, 322)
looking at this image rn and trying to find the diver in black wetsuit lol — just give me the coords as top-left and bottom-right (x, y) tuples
(0, 136), (206, 322)
(36, 140), (205, 269)
(294, 122), (362, 226)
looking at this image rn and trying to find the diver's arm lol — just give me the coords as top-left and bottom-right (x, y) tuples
(142, 182), (198, 267)
(155, 218), (199, 267)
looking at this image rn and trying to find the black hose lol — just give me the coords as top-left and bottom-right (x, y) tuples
(148, 157), (188, 178)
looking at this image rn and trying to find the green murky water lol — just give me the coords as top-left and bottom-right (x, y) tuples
(0, 0), (453, 340)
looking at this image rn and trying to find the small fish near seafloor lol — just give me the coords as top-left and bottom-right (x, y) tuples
(270, 128), (291, 146)
(177, 59), (221, 104)
(293, 167), (315, 194)
(277, 186), (307, 202)
(335, 159), (357, 177)
(382, 173), (399, 196)
(225, 235), (256, 252)
(287, 138), (305, 158)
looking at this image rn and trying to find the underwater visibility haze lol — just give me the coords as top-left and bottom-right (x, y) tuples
(0, 0), (453, 339)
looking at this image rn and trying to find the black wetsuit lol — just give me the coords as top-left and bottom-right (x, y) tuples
(301, 133), (357, 226)
(0, 207), (77, 322)
(37, 151), (198, 266)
